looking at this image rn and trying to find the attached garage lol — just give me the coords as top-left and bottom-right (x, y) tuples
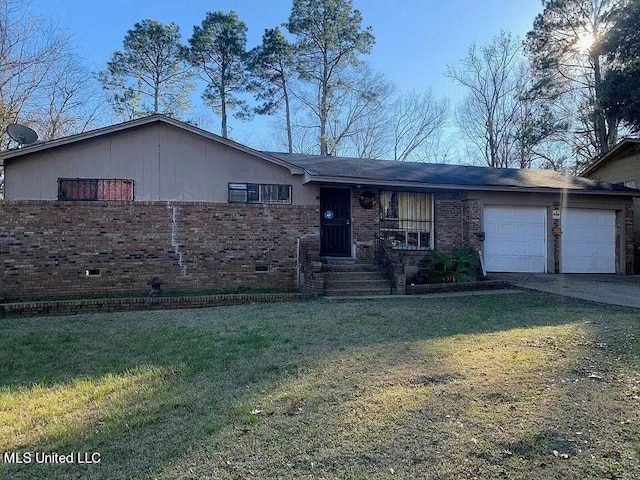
(483, 206), (547, 273)
(561, 208), (616, 273)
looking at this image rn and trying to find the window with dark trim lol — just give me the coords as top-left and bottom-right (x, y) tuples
(58, 178), (134, 201)
(228, 183), (292, 204)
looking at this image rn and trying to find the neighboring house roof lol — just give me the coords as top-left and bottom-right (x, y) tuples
(581, 138), (640, 176)
(267, 152), (639, 196)
(0, 114), (305, 175)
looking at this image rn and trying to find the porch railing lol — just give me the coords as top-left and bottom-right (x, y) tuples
(374, 235), (406, 295)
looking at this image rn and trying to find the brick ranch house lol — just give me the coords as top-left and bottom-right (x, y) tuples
(0, 114), (636, 300)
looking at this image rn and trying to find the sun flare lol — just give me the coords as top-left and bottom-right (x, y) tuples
(576, 30), (595, 53)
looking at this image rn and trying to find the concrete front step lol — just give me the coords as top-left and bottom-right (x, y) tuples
(322, 263), (380, 273)
(325, 278), (390, 289)
(321, 261), (391, 296)
(321, 257), (357, 265)
(323, 271), (388, 280)
(324, 287), (392, 296)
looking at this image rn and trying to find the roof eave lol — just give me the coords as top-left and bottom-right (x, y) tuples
(581, 138), (640, 176)
(303, 175), (639, 196)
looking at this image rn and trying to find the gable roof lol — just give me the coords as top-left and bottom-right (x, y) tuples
(1, 115), (636, 196)
(581, 138), (640, 176)
(266, 152), (639, 196)
(0, 114), (304, 174)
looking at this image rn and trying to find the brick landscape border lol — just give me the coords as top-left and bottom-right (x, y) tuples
(406, 280), (511, 295)
(1, 292), (314, 317)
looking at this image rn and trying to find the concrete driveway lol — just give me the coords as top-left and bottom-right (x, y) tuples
(496, 273), (640, 309)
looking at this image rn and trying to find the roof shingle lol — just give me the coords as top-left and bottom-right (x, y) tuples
(265, 152), (636, 193)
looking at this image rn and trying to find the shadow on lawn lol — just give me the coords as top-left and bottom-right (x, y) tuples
(0, 291), (638, 479)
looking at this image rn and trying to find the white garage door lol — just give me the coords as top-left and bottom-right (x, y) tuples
(562, 209), (616, 273)
(483, 206), (547, 273)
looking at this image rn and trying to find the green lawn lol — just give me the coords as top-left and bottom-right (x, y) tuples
(0, 292), (638, 479)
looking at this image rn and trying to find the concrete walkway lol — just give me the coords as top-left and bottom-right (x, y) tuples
(496, 273), (640, 309)
(324, 289), (522, 301)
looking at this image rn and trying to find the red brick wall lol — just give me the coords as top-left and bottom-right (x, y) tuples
(434, 192), (464, 252)
(0, 201), (319, 300)
(298, 234), (324, 295)
(352, 188), (380, 259)
(625, 204), (635, 274)
(462, 199), (482, 250)
(433, 193), (483, 253)
(552, 201), (561, 273)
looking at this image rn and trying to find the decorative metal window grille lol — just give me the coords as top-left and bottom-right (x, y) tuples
(379, 191), (433, 249)
(228, 183), (292, 204)
(58, 179), (134, 201)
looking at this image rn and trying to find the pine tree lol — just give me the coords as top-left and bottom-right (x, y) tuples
(188, 11), (250, 138)
(287, 0), (374, 155)
(525, 0), (620, 157)
(100, 19), (193, 119)
(248, 28), (295, 152)
(600, 0), (640, 132)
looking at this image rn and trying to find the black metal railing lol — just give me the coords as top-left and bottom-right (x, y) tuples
(374, 235), (400, 290)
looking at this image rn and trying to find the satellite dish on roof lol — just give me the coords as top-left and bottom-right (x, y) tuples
(7, 124), (38, 147)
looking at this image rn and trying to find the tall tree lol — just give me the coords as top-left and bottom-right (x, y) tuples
(248, 28), (295, 152)
(323, 64), (392, 156)
(100, 19), (193, 120)
(391, 90), (449, 161)
(449, 32), (525, 168)
(287, 0), (375, 155)
(0, 0), (100, 197)
(189, 11), (250, 139)
(524, 0), (621, 158)
(509, 91), (568, 168)
(449, 32), (563, 168)
(28, 51), (102, 140)
(600, 0), (640, 132)
(348, 83), (392, 159)
(0, 0), (65, 142)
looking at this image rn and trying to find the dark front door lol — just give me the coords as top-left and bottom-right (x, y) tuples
(320, 187), (351, 257)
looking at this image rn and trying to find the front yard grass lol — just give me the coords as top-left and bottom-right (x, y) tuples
(0, 292), (638, 479)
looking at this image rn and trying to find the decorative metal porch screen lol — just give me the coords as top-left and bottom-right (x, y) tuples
(58, 179), (134, 201)
(379, 191), (433, 249)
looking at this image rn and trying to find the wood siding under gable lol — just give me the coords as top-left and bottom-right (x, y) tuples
(4, 123), (318, 205)
(586, 152), (640, 188)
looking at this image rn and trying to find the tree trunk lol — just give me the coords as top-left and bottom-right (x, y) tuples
(487, 112), (498, 167)
(154, 88), (159, 114)
(154, 67), (161, 114)
(220, 86), (227, 138)
(592, 53), (608, 156)
(221, 102), (227, 138)
(319, 91), (328, 155)
(283, 84), (293, 154)
(319, 51), (329, 155)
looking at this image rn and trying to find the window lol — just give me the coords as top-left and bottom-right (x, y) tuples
(58, 179), (134, 201)
(228, 183), (292, 204)
(623, 180), (637, 189)
(380, 191), (433, 249)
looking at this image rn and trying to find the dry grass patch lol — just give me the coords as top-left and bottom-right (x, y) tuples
(0, 293), (638, 479)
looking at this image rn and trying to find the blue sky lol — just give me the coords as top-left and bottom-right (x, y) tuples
(31, 0), (544, 151)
